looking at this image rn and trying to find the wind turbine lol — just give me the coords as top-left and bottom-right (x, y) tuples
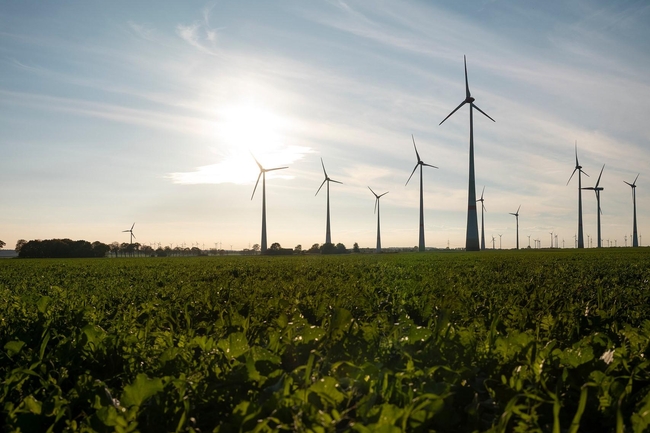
(582, 164), (605, 248)
(477, 186), (487, 250)
(567, 142), (588, 248)
(251, 154), (288, 253)
(122, 223), (136, 244)
(368, 187), (389, 253)
(406, 135), (438, 252)
(624, 173), (640, 247)
(510, 206), (520, 250)
(316, 158), (342, 245)
(439, 55), (495, 251)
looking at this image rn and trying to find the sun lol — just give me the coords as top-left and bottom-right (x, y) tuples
(171, 102), (309, 185)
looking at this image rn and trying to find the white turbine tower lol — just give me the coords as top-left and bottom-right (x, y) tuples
(510, 206), (520, 250)
(368, 187), (388, 253)
(567, 142), (588, 248)
(624, 174), (640, 247)
(439, 55), (495, 251)
(316, 158), (342, 245)
(250, 154), (288, 253)
(477, 186), (487, 250)
(406, 135), (438, 252)
(583, 165), (605, 248)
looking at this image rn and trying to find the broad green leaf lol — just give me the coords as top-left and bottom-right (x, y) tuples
(36, 295), (51, 314)
(23, 395), (42, 414)
(309, 376), (345, 406)
(218, 332), (249, 359)
(4, 340), (25, 356)
(121, 373), (164, 407)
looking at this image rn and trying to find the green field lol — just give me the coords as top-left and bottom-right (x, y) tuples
(2, 250), (650, 432)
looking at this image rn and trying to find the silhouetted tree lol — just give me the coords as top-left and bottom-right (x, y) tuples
(18, 239), (110, 258)
(294, 244), (302, 253)
(336, 243), (347, 253)
(15, 239), (27, 254)
(309, 243), (320, 253)
(270, 242), (282, 251)
(320, 243), (337, 254)
(252, 244), (260, 252)
(0, 240), (5, 249)
(353, 242), (360, 253)
(109, 242), (120, 258)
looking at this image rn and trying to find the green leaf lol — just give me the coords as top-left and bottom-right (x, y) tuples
(4, 340), (25, 356)
(218, 332), (249, 359)
(36, 295), (51, 314)
(309, 376), (345, 406)
(23, 395), (42, 414)
(121, 373), (164, 407)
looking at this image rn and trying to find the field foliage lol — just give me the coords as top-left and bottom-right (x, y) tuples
(2, 250), (650, 432)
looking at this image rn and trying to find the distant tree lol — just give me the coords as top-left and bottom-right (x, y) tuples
(252, 244), (260, 252)
(92, 241), (110, 257)
(109, 242), (120, 258)
(15, 239), (27, 254)
(309, 243), (320, 253)
(336, 243), (347, 253)
(0, 240), (5, 249)
(270, 242), (282, 251)
(320, 243), (337, 254)
(294, 244), (302, 253)
(18, 239), (109, 258)
(353, 242), (360, 253)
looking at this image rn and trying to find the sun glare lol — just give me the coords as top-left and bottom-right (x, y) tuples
(170, 102), (310, 185)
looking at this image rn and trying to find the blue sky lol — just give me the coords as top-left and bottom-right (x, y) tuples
(1, 0), (649, 250)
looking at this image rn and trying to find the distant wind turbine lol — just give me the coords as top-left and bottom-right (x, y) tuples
(368, 187), (388, 253)
(439, 55), (495, 251)
(567, 142), (588, 248)
(510, 206), (520, 250)
(624, 173), (640, 247)
(406, 135), (438, 252)
(316, 158), (342, 245)
(122, 223), (136, 244)
(582, 164), (605, 248)
(477, 186), (487, 250)
(251, 153), (288, 253)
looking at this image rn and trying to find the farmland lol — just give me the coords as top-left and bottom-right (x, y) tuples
(2, 250), (650, 432)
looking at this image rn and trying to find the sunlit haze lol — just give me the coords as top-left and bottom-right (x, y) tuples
(1, 1), (649, 250)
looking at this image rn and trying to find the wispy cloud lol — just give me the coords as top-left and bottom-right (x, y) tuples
(127, 21), (156, 42)
(176, 5), (222, 55)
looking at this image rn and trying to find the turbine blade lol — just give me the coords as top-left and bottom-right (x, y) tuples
(517, 205), (521, 214)
(122, 230), (130, 232)
(509, 213), (516, 216)
(250, 152), (263, 171)
(464, 55), (470, 99)
(267, 166), (289, 172)
(330, 179), (343, 185)
(472, 103), (495, 122)
(368, 186), (378, 198)
(320, 158), (328, 178)
(574, 141), (579, 167)
(422, 163), (438, 169)
(251, 173), (262, 200)
(412, 134), (421, 162)
(378, 191), (389, 198)
(567, 168), (578, 185)
(439, 100), (466, 125)
(581, 169), (589, 177)
(480, 186), (485, 200)
(624, 181), (633, 187)
(483, 203), (487, 212)
(132, 233), (136, 240)
(374, 198), (378, 214)
(405, 164), (418, 186)
(315, 179), (327, 196)
(633, 173), (639, 186)
(595, 164), (604, 188)
(131, 222), (135, 230)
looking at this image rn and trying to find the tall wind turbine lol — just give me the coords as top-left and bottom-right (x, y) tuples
(567, 142), (588, 248)
(369, 187), (388, 253)
(316, 158), (342, 245)
(251, 154), (288, 253)
(122, 223), (136, 244)
(582, 164), (605, 248)
(477, 186), (487, 250)
(510, 206), (520, 250)
(624, 173), (640, 247)
(406, 135), (438, 252)
(439, 55), (495, 251)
